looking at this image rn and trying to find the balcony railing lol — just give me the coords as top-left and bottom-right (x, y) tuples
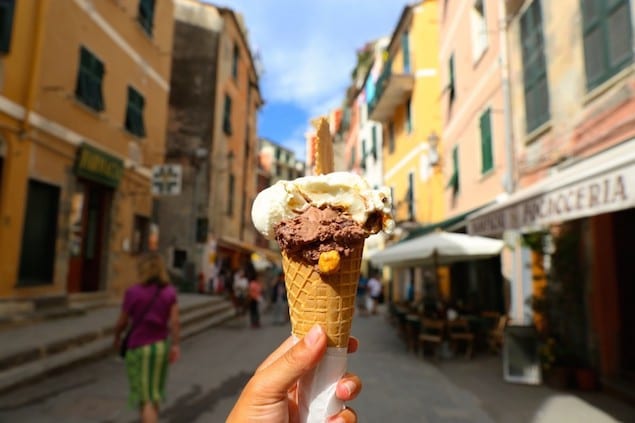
(367, 59), (414, 123)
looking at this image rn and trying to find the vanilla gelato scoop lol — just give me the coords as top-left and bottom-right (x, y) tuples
(251, 172), (394, 240)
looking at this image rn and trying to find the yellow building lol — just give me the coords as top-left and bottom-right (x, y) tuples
(0, 0), (173, 315)
(367, 1), (445, 299)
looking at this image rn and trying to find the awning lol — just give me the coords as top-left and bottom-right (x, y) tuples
(370, 231), (504, 268)
(468, 139), (635, 236)
(218, 236), (281, 263)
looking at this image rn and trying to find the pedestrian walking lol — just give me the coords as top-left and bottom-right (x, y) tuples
(113, 252), (180, 423)
(367, 272), (382, 315)
(232, 269), (249, 315)
(248, 273), (263, 328)
(271, 273), (288, 325)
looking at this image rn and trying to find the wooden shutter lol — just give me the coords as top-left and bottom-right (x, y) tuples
(402, 31), (410, 73)
(480, 109), (493, 173)
(0, 0), (15, 53)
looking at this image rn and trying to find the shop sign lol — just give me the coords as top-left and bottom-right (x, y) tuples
(75, 143), (124, 188)
(469, 166), (634, 235)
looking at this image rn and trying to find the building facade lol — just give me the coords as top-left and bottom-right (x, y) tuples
(158, 0), (263, 288)
(0, 0), (173, 315)
(468, 0), (635, 388)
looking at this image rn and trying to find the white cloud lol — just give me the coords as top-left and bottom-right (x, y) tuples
(211, 0), (409, 111)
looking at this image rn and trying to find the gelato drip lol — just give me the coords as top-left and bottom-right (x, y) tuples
(275, 206), (367, 266)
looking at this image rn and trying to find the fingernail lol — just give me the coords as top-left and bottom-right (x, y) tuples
(343, 380), (356, 396)
(304, 324), (322, 347)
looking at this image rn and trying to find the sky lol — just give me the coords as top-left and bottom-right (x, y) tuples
(210, 1), (411, 160)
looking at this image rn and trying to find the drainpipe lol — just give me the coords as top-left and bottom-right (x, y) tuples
(498, 0), (515, 194)
(21, 0), (49, 137)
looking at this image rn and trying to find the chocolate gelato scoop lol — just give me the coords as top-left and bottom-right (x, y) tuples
(274, 206), (367, 267)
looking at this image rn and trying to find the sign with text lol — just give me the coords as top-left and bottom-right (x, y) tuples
(469, 165), (634, 235)
(152, 164), (182, 196)
(75, 144), (124, 188)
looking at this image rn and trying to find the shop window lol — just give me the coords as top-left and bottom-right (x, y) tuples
(18, 180), (60, 286)
(75, 46), (105, 112)
(223, 94), (232, 135)
(479, 108), (494, 173)
(232, 43), (239, 80)
(520, 0), (550, 133)
(470, 0), (488, 62)
(173, 249), (187, 269)
(132, 214), (150, 254)
(581, 0), (633, 90)
(125, 86), (146, 138)
(138, 0), (155, 36)
(0, 0), (15, 54)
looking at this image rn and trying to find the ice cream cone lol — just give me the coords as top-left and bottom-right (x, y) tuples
(282, 242), (363, 348)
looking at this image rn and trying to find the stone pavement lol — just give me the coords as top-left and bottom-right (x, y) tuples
(0, 305), (633, 422)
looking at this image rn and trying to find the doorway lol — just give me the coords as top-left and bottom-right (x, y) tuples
(67, 180), (112, 293)
(614, 207), (635, 381)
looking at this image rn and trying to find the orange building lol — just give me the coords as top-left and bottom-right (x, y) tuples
(0, 0), (173, 315)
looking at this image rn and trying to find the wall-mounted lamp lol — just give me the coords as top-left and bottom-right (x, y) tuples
(427, 131), (440, 165)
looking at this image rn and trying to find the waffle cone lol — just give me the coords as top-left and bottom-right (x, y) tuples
(282, 244), (363, 348)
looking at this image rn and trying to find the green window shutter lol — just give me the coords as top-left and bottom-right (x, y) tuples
(138, 0), (155, 35)
(406, 98), (413, 134)
(223, 95), (232, 135)
(388, 122), (395, 153)
(402, 31), (410, 73)
(75, 47), (105, 112)
(447, 146), (459, 195)
(480, 109), (493, 173)
(371, 126), (377, 159)
(448, 54), (456, 102)
(520, 1), (550, 133)
(407, 172), (415, 220)
(0, 0), (16, 54)
(125, 86), (146, 137)
(232, 44), (239, 79)
(581, 0), (633, 90)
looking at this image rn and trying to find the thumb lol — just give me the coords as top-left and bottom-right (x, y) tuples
(256, 324), (327, 394)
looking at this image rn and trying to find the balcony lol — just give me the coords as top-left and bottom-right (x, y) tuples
(367, 60), (414, 123)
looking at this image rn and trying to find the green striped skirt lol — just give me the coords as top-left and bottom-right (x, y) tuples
(125, 339), (169, 408)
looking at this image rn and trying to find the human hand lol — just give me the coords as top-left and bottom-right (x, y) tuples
(227, 324), (361, 422)
(169, 344), (181, 364)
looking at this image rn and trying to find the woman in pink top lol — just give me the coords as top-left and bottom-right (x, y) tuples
(113, 253), (180, 423)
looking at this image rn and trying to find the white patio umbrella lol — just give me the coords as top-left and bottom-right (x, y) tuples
(369, 231), (504, 268)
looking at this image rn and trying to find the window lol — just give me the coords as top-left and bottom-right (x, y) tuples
(470, 0), (488, 61)
(223, 94), (232, 135)
(227, 173), (235, 215)
(388, 122), (395, 154)
(18, 180), (60, 285)
(75, 46), (105, 112)
(232, 43), (239, 80)
(125, 86), (146, 137)
(132, 214), (149, 254)
(138, 0), (155, 35)
(371, 126), (378, 159)
(402, 31), (410, 73)
(581, 0), (633, 90)
(479, 108), (494, 173)
(173, 249), (187, 269)
(448, 146), (460, 196)
(405, 98), (413, 134)
(196, 218), (208, 243)
(520, 0), (550, 133)
(0, 0), (15, 53)
(407, 172), (415, 221)
(448, 54), (456, 103)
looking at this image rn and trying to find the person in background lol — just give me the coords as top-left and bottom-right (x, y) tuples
(367, 271), (382, 315)
(232, 269), (249, 316)
(271, 272), (288, 325)
(248, 269), (263, 328)
(356, 273), (368, 316)
(113, 252), (180, 423)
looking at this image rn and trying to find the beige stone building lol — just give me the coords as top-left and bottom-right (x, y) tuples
(0, 0), (174, 315)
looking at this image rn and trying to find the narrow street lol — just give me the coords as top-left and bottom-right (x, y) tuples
(0, 307), (494, 423)
(2, 305), (633, 423)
